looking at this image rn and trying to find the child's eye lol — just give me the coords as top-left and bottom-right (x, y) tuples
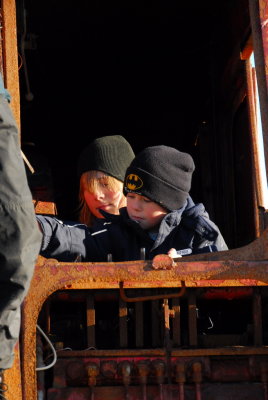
(98, 179), (109, 188)
(127, 193), (135, 199)
(143, 197), (151, 203)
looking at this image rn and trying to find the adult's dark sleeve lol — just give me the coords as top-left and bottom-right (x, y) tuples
(0, 95), (42, 370)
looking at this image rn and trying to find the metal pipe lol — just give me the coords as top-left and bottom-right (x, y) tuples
(261, 362), (268, 400)
(137, 360), (150, 400)
(86, 362), (99, 400)
(192, 362), (202, 400)
(175, 362), (186, 400)
(152, 359), (166, 400)
(118, 361), (132, 400)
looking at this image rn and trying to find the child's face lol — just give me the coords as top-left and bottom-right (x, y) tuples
(83, 171), (125, 219)
(126, 193), (168, 230)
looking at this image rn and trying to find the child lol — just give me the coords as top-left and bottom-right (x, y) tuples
(37, 145), (228, 262)
(77, 135), (135, 226)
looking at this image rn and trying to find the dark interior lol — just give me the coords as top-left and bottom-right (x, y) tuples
(16, 0), (253, 249)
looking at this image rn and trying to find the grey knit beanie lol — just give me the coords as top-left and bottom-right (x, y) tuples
(124, 145), (195, 211)
(77, 135), (135, 182)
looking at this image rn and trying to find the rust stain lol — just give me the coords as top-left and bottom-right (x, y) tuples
(259, 0), (268, 100)
(34, 200), (56, 215)
(20, 227), (268, 399)
(1, 0), (20, 129)
(4, 342), (22, 400)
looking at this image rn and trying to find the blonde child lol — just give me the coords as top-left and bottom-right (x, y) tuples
(77, 135), (135, 226)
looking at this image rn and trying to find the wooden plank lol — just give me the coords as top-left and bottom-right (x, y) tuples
(1, 0), (20, 130)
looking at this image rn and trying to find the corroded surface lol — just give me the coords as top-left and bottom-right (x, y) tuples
(176, 226), (268, 261)
(33, 200), (57, 215)
(4, 343), (22, 400)
(1, 3), (24, 398)
(2, 0), (20, 129)
(21, 227), (268, 399)
(259, 0), (268, 177)
(55, 347), (268, 358)
(48, 355), (267, 399)
(259, 0), (268, 77)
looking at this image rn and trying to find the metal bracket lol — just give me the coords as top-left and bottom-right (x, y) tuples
(119, 281), (186, 302)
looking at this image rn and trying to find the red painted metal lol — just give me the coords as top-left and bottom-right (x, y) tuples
(46, 353), (268, 399)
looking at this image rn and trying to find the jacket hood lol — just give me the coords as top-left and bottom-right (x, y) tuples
(98, 197), (213, 251)
(152, 196), (210, 249)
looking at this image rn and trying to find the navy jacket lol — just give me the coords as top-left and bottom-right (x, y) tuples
(37, 196), (228, 262)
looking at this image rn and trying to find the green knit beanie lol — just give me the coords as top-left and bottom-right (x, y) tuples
(77, 135), (135, 182)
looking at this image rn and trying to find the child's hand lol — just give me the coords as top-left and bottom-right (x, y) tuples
(167, 248), (182, 258)
(152, 249), (182, 270)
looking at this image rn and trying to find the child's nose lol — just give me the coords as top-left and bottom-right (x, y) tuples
(132, 199), (142, 210)
(94, 189), (105, 200)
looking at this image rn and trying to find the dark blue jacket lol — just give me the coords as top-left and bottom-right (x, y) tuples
(37, 196), (228, 262)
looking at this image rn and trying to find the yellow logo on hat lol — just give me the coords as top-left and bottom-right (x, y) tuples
(125, 174), (143, 191)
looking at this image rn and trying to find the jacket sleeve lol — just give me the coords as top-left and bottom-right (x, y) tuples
(0, 95), (42, 370)
(36, 215), (109, 261)
(194, 215), (228, 251)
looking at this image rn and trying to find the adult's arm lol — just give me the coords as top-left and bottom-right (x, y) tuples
(0, 94), (42, 370)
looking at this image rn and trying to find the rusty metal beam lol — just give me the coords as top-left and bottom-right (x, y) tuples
(20, 226), (268, 399)
(54, 347), (268, 358)
(20, 264), (268, 399)
(1, 0), (20, 130)
(1, 2), (23, 399)
(175, 226), (268, 262)
(249, 0), (268, 180)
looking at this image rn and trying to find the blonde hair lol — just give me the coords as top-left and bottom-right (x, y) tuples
(78, 170), (126, 226)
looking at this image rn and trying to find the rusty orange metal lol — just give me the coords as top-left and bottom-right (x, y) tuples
(1, 0), (20, 130)
(1, 0), (268, 398)
(20, 226), (268, 399)
(1, 2), (24, 398)
(3, 343), (23, 400)
(33, 200), (57, 215)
